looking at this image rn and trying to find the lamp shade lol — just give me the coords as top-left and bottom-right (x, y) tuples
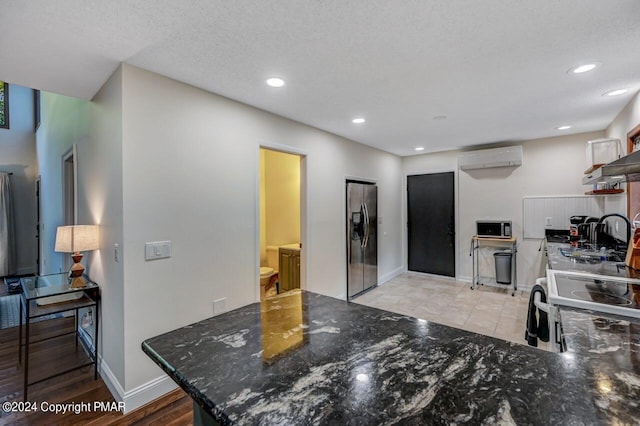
(54, 225), (99, 253)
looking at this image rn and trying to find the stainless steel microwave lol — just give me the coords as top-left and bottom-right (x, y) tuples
(476, 220), (512, 238)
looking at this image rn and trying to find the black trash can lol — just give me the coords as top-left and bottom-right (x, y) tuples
(494, 252), (512, 284)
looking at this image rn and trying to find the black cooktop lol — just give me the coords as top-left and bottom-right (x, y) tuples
(554, 274), (640, 310)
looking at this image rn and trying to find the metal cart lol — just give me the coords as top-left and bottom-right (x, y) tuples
(470, 235), (518, 296)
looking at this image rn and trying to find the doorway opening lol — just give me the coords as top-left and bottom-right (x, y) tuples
(258, 147), (303, 301)
(61, 145), (77, 272)
(35, 176), (41, 275)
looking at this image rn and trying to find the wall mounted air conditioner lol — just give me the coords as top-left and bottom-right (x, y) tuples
(457, 146), (523, 170)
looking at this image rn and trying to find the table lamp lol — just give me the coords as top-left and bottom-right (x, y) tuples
(54, 225), (99, 288)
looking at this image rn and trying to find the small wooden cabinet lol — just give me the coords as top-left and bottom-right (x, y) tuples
(279, 247), (300, 292)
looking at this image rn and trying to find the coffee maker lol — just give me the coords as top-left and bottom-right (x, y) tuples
(569, 215), (599, 246)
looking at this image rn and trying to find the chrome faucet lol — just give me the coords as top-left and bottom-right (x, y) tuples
(596, 213), (631, 248)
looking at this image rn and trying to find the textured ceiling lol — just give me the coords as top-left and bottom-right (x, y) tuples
(1, 0), (639, 156)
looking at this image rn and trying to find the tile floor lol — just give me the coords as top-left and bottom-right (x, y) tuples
(353, 273), (549, 351)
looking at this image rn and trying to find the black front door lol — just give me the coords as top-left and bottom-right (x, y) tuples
(407, 172), (455, 276)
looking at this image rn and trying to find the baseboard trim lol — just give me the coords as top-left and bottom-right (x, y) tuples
(406, 270), (458, 281)
(97, 351), (177, 413)
(379, 266), (404, 285)
(122, 374), (178, 414)
(98, 354), (126, 404)
(455, 275), (531, 292)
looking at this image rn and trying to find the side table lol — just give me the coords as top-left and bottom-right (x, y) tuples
(18, 273), (100, 401)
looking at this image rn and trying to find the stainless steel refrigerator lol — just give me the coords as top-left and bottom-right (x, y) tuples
(347, 181), (377, 299)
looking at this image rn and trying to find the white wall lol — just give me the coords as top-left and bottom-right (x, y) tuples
(0, 84), (37, 275)
(119, 65), (403, 393)
(86, 66), (126, 393)
(36, 75), (126, 396)
(36, 92), (90, 274)
(607, 91), (640, 150)
(402, 131), (612, 288)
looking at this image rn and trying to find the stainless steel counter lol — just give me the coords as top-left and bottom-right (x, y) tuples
(546, 241), (640, 281)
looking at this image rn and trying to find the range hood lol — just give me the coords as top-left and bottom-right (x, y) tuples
(583, 150), (640, 185)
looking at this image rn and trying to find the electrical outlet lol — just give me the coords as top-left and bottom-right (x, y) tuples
(545, 217), (553, 226)
(213, 298), (227, 315)
(114, 243), (119, 262)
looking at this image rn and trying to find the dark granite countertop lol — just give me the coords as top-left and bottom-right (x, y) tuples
(561, 306), (640, 357)
(559, 306), (640, 418)
(142, 290), (640, 425)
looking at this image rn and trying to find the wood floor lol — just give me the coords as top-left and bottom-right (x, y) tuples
(0, 316), (193, 425)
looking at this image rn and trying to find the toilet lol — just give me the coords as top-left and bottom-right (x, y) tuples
(259, 246), (279, 300)
(266, 245), (279, 271)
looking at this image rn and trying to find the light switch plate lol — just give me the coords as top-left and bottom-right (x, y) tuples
(145, 241), (172, 260)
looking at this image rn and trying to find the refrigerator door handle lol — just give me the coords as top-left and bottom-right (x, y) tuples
(359, 203), (365, 248)
(363, 202), (370, 247)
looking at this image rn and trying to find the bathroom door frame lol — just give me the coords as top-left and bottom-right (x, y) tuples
(255, 140), (308, 303)
(61, 144), (78, 272)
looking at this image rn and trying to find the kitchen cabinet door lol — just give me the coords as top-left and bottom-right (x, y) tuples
(292, 252), (300, 290)
(279, 249), (292, 292)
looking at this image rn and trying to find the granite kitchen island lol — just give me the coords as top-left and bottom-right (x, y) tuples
(142, 289), (640, 425)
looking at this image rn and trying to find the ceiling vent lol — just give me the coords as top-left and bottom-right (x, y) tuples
(457, 146), (523, 170)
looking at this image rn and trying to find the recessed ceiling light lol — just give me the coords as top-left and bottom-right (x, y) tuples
(266, 77), (285, 87)
(415, 147), (425, 151)
(603, 88), (628, 97)
(352, 118), (366, 124)
(556, 125), (572, 131)
(568, 63), (599, 74)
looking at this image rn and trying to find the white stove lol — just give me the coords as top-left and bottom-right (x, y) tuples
(547, 270), (640, 319)
(545, 270), (640, 352)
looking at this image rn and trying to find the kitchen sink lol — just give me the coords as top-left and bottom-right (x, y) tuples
(558, 247), (626, 263)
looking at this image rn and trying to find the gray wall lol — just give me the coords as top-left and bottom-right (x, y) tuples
(36, 91), (90, 274)
(0, 83), (37, 275)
